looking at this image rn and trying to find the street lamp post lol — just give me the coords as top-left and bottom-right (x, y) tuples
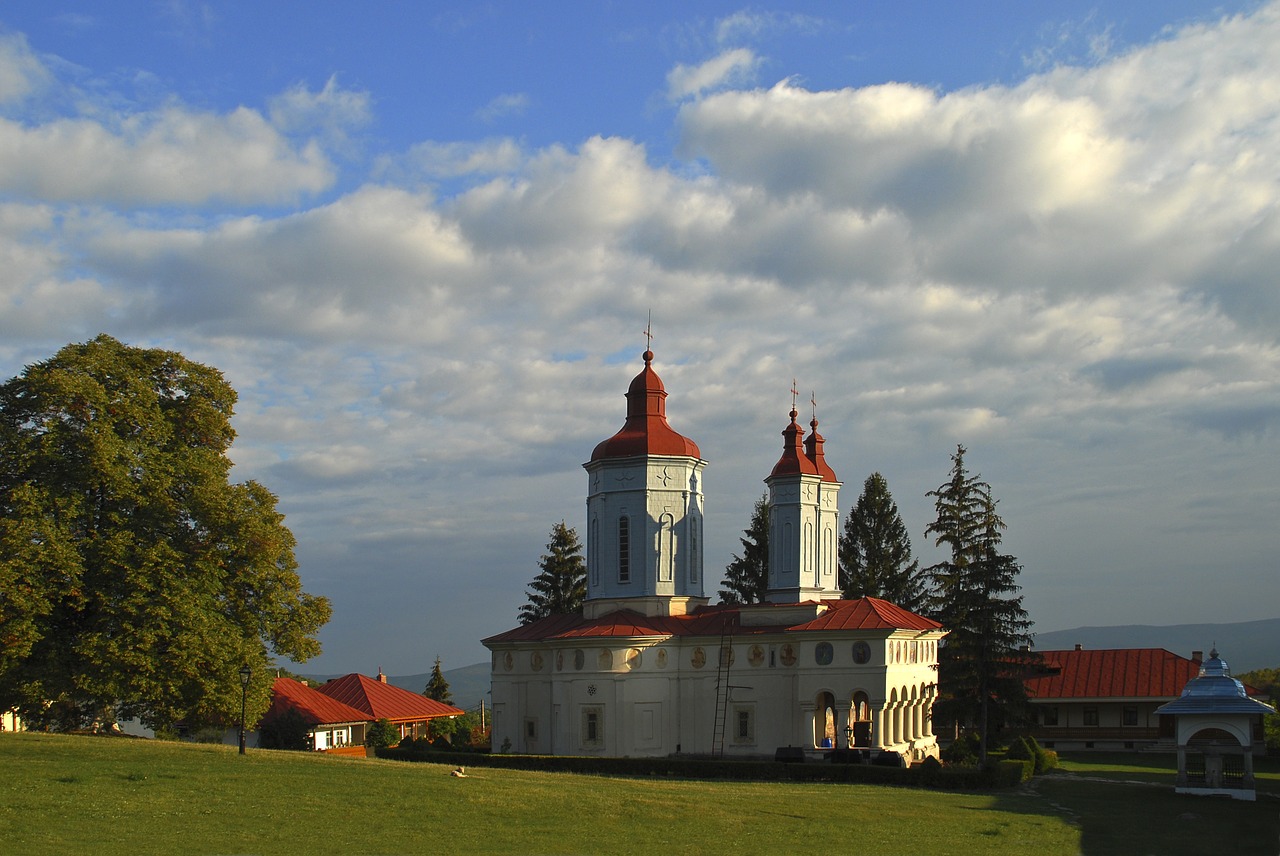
(238, 664), (251, 755)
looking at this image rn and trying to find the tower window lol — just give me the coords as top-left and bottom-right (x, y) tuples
(618, 516), (630, 583)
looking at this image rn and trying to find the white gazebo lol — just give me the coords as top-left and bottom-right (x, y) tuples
(1154, 648), (1275, 801)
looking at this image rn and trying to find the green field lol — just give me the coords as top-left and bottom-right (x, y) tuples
(1, 734), (1276, 855)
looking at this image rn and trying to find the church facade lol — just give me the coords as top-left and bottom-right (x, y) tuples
(483, 349), (945, 761)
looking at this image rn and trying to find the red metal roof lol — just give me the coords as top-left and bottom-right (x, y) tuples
(793, 597), (942, 632)
(483, 597), (939, 645)
(267, 678), (369, 727)
(590, 350), (702, 461)
(769, 409), (819, 478)
(316, 673), (465, 722)
(1025, 648), (1202, 700)
(803, 418), (839, 483)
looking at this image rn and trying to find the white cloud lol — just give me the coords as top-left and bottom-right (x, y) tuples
(0, 106), (334, 206)
(0, 32), (51, 104)
(667, 48), (760, 100)
(397, 138), (525, 178)
(475, 92), (530, 123)
(269, 75), (372, 135)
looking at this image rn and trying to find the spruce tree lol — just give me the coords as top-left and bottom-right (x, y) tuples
(719, 495), (770, 604)
(839, 472), (928, 611)
(519, 521), (587, 624)
(424, 655), (452, 704)
(924, 445), (1035, 766)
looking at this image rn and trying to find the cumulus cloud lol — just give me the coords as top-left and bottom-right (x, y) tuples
(667, 47), (760, 100)
(0, 106), (334, 206)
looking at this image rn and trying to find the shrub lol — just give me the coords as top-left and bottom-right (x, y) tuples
(1005, 736), (1033, 762)
(995, 758), (1033, 786)
(365, 718), (399, 750)
(941, 732), (980, 766)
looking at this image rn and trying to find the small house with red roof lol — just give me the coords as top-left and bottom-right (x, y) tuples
(262, 677), (371, 752)
(1024, 645), (1269, 751)
(484, 348), (946, 761)
(316, 670), (464, 743)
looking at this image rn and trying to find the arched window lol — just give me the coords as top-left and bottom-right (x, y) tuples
(590, 517), (599, 587)
(618, 515), (631, 583)
(689, 517), (699, 584)
(659, 513), (674, 582)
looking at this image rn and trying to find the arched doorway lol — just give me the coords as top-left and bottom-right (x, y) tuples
(814, 692), (837, 748)
(850, 691), (873, 748)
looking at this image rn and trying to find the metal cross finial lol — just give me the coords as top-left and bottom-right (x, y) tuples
(643, 312), (653, 351)
(811, 391), (817, 421)
(790, 379), (799, 411)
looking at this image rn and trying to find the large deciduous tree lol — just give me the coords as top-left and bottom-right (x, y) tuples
(924, 445), (1035, 766)
(719, 495), (770, 605)
(0, 335), (331, 732)
(519, 521), (586, 624)
(839, 472), (929, 612)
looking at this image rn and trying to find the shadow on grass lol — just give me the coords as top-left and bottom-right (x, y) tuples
(985, 770), (1280, 856)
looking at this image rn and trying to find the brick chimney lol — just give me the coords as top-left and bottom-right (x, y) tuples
(377, 667), (388, 683)
(1191, 650), (1203, 663)
(1074, 643), (1083, 651)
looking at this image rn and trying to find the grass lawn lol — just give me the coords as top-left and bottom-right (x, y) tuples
(1, 735), (1276, 855)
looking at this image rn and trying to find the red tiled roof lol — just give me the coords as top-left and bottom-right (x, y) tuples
(793, 598), (943, 632)
(267, 678), (369, 727)
(483, 598), (940, 645)
(590, 350), (701, 461)
(316, 673), (464, 722)
(1025, 648), (1202, 700)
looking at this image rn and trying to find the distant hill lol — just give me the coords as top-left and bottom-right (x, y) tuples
(387, 662), (490, 712)
(1034, 617), (1280, 672)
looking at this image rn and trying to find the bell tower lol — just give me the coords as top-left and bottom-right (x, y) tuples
(765, 389), (842, 603)
(582, 348), (708, 618)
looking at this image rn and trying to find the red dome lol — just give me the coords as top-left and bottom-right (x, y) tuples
(769, 409), (819, 478)
(590, 350), (702, 461)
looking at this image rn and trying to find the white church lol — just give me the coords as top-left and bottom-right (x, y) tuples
(484, 348), (945, 762)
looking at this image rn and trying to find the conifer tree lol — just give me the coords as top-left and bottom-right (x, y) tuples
(519, 521), (587, 624)
(839, 472), (928, 611)
(719, 495), (770, 604)
(424, 655), (452, 704)
(924, 445), (1035, 766)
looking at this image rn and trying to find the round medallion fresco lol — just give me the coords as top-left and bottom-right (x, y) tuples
(655, 648), (668, 669)
(531, 651), (544, 672)
(691, 647), (706, 669)
(503, 652), (514, 671)
(780, 643), (797, 667)
(597, 649), (613, 670)
(748, 644), (765, 667)
(853, 641), (871, 665)
(573, 649), (585, 670)
(814, 642), (834, 666)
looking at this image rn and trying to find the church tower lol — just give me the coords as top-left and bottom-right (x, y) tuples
(582, 348), (708, 619)
(765, 399), (842, 603)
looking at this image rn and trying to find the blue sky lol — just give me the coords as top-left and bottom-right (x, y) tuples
(1, 1), (1276, 676)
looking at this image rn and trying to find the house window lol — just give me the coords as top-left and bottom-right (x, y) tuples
(733, 707), (755, 744)
(1041, 706), (1059, 727)
(582, 706), (604, 749)
(1083, 708), (1099, 726)
(618, 516), (630, 583)
(1122, 707), (1138, 727)
(525, 718), (537, 740)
